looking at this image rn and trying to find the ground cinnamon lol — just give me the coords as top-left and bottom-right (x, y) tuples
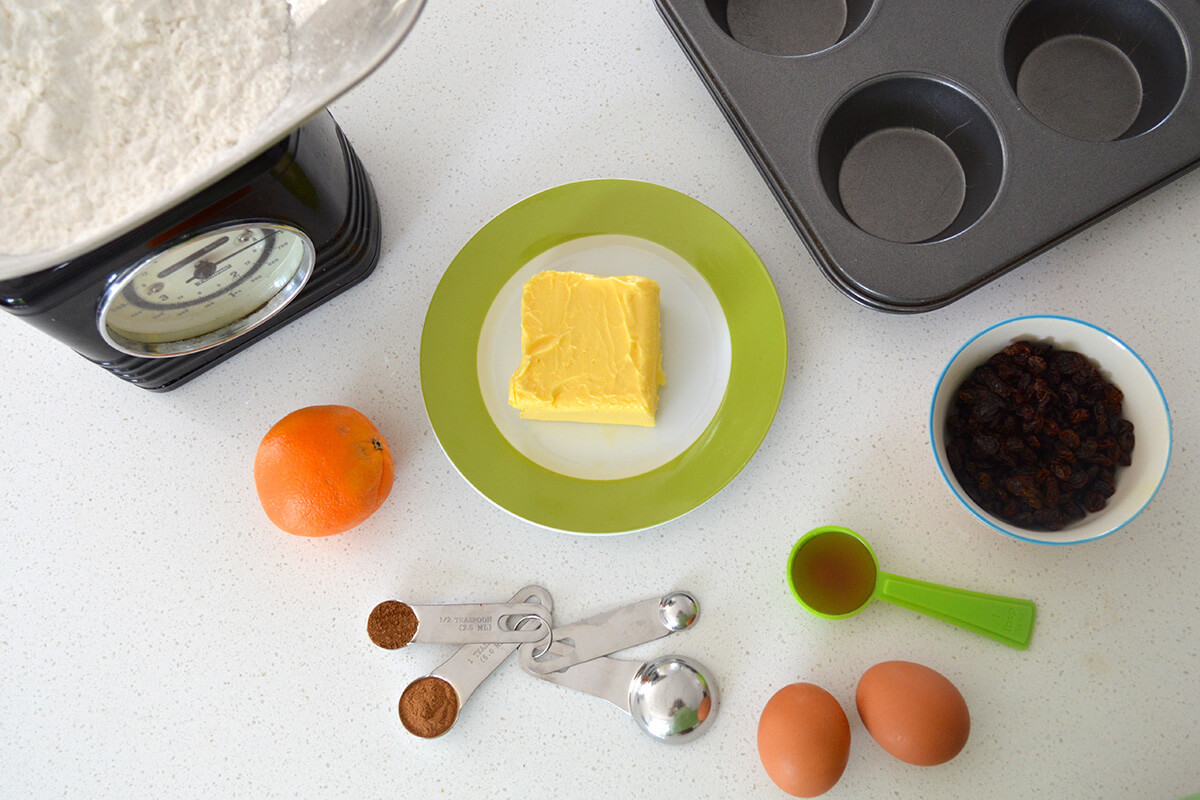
(367, 600), (418, 649)
(399, 676), (459, 738)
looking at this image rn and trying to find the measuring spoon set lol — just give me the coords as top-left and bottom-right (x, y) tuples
(367, 586), (718, 743)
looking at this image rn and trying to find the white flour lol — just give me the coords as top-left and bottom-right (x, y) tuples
(0, 0), (292, 255)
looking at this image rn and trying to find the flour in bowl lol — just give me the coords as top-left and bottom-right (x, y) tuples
(0, 0), (292, 255)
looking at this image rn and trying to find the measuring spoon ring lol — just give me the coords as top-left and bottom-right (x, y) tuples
(519, 639), (717, 743)
(398, 585), (552, 738)
(787, 525), (1036, 649)
(522, 590), (698, 675)
(367, 599), (551, 649)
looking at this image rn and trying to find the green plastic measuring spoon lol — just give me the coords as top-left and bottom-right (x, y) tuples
(787, 525), (1036, 649)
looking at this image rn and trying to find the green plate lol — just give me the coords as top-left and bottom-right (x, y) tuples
(420, 179), (787, 533)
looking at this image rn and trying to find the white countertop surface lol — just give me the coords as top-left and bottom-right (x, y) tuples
(2, 2), (1198, 798)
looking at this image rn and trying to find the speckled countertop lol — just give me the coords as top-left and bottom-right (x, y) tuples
(1, 2), (1197, 798)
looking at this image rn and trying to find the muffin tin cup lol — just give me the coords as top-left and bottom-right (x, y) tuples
(658, 0), (1200, 311)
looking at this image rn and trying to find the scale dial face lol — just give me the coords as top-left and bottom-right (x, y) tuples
(99, 222), (315, 357)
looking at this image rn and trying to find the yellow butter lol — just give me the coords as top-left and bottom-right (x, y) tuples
(508, 270), (664, 426)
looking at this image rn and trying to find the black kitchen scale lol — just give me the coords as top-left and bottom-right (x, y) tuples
(0, 0), (425, 391)
(0, 112), (378, 391)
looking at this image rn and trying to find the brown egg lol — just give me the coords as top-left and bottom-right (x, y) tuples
(855, 660), (970, 766)
(757, 683), (851, 797)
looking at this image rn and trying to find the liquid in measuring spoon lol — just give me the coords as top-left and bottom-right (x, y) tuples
(789, 529), (877, 616)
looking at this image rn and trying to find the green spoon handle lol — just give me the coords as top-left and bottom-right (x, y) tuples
(875, 572), (1036, 649)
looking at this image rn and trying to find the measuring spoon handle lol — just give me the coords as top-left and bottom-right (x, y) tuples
(408, 602), (551, 644)
(523, 652), (639, 713)
(433, 587), (553, 706)
(523, 591), (698, 675)
(875, 572), (1036, 649)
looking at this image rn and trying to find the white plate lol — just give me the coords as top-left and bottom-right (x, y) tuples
(477, 235), (732, 480)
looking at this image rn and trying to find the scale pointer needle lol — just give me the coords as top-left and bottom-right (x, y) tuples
(156, 236), (230, 279)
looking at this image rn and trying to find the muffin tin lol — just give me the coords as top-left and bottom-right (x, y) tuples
(654, 0), (1200, 311)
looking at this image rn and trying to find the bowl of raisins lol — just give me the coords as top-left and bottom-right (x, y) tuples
(931, 315), (1171, 544)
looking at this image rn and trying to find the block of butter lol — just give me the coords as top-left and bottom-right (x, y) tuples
(508, 270), (665, 426)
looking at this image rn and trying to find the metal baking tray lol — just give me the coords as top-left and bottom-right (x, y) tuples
(655, 0), (1200, 311)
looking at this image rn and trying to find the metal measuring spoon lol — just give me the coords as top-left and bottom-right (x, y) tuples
(522, 591), (698, 675)
(367, 599), (551, 649)
(787, 525), (1036, 649)
(519, 638), (717, 743)
(398, 585), (552, 738)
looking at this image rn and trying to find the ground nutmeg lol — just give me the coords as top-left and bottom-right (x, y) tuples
(399, 676), (459, 738)
(367, 600), (418, 649)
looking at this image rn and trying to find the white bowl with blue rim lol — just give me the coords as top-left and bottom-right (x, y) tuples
(930, 315), (1171, 545)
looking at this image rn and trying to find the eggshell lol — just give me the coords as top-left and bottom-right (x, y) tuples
(855, 660), (970, 766)
(757, 683), (851, 797)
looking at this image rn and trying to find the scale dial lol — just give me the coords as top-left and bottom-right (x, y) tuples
(99, 222), (315, 357)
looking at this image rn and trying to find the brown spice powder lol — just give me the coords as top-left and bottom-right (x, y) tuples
(399, 676), (459, 738)
(367, 600), (418, 649)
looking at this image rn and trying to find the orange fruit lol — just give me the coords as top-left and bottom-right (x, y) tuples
(254, 405), (394, 537)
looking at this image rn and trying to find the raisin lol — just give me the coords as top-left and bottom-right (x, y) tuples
(1032, 508), (1064, 530)
(1043, 478), (1060, 507)
(1004, 474), (1037, 497)
(1061, 500), (1085, 521)
(1051, 350), (1085, 374)
(970, 434), (997, 455)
